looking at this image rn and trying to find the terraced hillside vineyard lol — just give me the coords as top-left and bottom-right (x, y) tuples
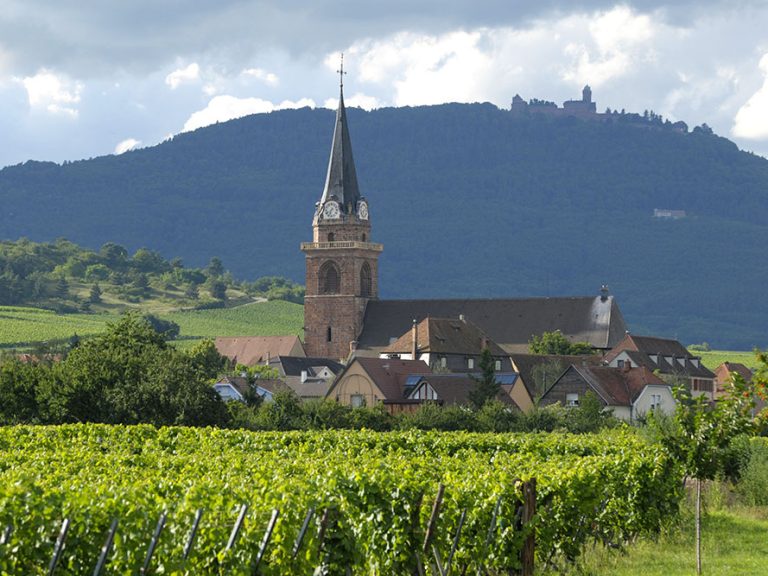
(0, 425), (682, 574)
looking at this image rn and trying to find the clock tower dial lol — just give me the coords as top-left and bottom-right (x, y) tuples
(358, 201), (368, 221)
(322, 201), (340, 220)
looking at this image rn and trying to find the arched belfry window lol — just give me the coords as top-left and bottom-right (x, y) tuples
(360, 262), (372, 297)
(319, 261), (341, 294)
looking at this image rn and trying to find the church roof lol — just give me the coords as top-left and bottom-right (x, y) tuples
(214, 336), (305, 366)
(319, 85), (361, 212)
(382, 316), (508, 356)
(358, 295), (627, 354)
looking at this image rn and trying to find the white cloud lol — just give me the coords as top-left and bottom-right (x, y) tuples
(241, 67), (279, 86)
(343, 30), (495, 107)
(732, 53), (768, 139)
(323, 92), (381, 110)
(182, 95), (316, 132)
(560, 6), (656, 87)
(20, 69), (82, 117)
(165, 63), (200, 89)
(114, 138), (141, 154)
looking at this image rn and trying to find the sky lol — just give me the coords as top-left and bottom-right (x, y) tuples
(1, 0), (768, 168)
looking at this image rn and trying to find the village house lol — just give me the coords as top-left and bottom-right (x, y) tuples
(379, 316), (513, 373)
(510, 353), (603, 402)
(266, 356), (344, 400)
(212, 375), (289, 403)
(406, 372), (531, 411)
(603, 334), (715, 399)
(326, 357), (432, 411)
(540, 364), (674, 421)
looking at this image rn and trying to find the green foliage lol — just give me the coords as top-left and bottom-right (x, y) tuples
(2, 314), (229, 426)
(0, 238), (305, 312)
(142, 313), (180, 340)
(187, 339), (228, 379)
(529, 330), (595, 355)
(469, 347), (501, 408)
(88, 282), (102, 303)
(0, 426), (683, 574)
(565, 391), (615, 433)
(735, 437), (768, 506)
(649, 378), (755, 481)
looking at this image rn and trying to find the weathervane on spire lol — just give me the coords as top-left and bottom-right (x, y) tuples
(337, 53), (347, 89)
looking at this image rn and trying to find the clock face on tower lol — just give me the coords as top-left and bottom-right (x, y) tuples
(358, 201), (369, 220)
(322, 201), (340, 219)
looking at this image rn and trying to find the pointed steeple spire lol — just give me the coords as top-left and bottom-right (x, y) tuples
(319, 54), (362, 212)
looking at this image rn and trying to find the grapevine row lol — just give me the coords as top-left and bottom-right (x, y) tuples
(0, 425), (683, 574)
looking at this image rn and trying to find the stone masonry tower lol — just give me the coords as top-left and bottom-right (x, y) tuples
(301, 62), (382, 360)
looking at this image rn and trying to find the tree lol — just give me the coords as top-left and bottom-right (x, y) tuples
(100, 242), (128, 268)
(206, 257), (225, 278)
(529, 330), (594, 355)
(650, 377), (754, 574)
(55, 276), (69, 298)
(187, 339), (227, 379)
(530, 358), (566, 400)
(89, 283), (102, 303)
(208, 279), (227, 300)
(143, 314), (180, 340)
(468, 347), (501, 409)
(39, 314), (229, 427)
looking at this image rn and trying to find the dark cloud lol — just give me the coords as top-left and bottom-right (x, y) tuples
(0, 0), (745, 78)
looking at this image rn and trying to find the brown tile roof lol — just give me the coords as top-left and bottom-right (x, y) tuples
(358, 295), (626, 353)
(353, 357), (432, 400)
(214, 336), (305, 366)
(715, 361), (753, 382)
(546, 365), (666, 407)
(382, 316), (507, 356)
(714, 362), (753, 393)
(510, 353), (603, 397)
(604, 334), (714, 378)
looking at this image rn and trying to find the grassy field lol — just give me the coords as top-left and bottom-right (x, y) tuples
(165, 300), (304, 340)
(695, 349), (761, 371)
(544, 505), (768, 575)
(0, 301), (304, 349)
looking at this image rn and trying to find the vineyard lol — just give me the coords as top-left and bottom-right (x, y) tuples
(0, 426), (682, 574)
(0, 301), (303, 349)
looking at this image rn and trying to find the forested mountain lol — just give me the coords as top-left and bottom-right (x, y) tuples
(1, 103), (767, 349)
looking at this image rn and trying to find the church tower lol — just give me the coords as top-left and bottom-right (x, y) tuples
(301, 60), (382, 360)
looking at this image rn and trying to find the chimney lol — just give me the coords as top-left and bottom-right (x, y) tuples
(411, 319), (418, 359)
(459, 314), (466, 322)
(600, 284), (609, 302)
